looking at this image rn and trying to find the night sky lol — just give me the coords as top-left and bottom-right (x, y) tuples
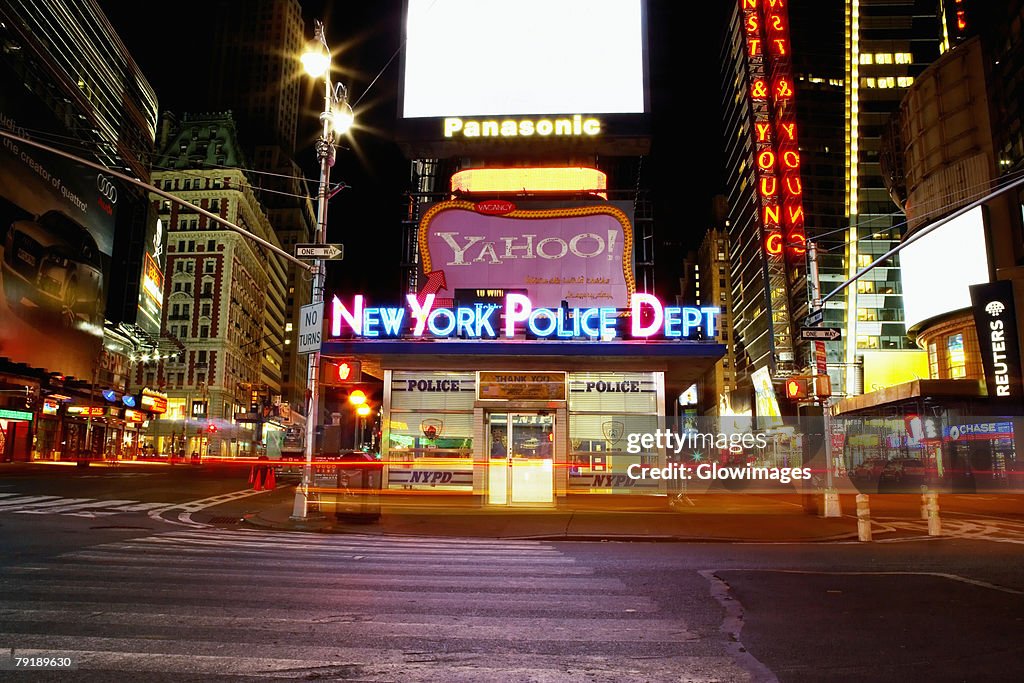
(99, 0), (726, 301)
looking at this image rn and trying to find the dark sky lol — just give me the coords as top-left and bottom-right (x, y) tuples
(99, 0), (726, 301)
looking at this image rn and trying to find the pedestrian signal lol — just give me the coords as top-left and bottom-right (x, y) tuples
(785, 377), (811, 400)
(320, 358), (361, 386)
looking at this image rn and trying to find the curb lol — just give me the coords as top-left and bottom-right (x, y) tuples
(238, 512), (862, 543)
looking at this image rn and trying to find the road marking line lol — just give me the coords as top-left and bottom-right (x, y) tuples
(0, 496), (62, 509)
(713, 568), (1024, 595)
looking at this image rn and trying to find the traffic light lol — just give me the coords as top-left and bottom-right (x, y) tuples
(784, 376), (811, 400)
(320, 357), (361, 387)
(207, 422), (218, 434)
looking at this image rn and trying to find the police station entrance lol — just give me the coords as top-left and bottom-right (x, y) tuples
(487, 412), (555, 506)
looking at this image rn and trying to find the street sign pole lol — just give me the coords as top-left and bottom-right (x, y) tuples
(808, 241), (840, 517)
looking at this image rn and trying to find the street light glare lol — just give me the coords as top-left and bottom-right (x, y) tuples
(356, 404), (371, 417)
(301, 42), (330, 78)
(348, 390), (367, 406)
(332, 101), (355, 135)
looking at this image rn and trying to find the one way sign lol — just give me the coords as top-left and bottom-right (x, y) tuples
(295, 243), (344, 260)
(800, 327), (842, 341)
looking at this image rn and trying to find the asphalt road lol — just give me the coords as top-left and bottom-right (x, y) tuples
(1, 464), (1023, 681)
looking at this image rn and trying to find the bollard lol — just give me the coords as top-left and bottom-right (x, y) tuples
(920, 486), (929, 520)
(856, 493), (872, 542)
(926, 492), (941, 536)
(823, 489), (842, 518)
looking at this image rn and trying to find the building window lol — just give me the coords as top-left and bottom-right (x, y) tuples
(928, 342), (939, 379)
(207, 239), (216, 251)
(200, 325), (209, 338)
(201, 303), (211, 317)
(204, 260), (215, 274)
(947, 334), (966, 378)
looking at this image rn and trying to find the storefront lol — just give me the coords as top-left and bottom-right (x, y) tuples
(322, 339), (724, 506)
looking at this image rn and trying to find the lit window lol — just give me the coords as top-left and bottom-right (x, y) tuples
(928, 342), (939, 378)
(897, 76), (914, 87)
(863, 77), (877, 88)
(947, 334), (966, 378)
(860, 54), (873, 65)
(895, 52), (913, 65)
(875, 52), (893, 64)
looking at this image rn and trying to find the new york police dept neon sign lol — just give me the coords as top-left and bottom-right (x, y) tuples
(330, 293), (719, 340)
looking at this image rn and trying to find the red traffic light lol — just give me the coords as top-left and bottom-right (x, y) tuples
(207, 423), (218, 433)
(785, 377), (810, 400)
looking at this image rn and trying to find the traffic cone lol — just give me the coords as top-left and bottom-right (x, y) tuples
(266, 467), (276, 491)
(248, 466), (255, 485)
(253, 466), (263, 491)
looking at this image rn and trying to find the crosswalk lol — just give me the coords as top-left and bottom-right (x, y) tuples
(874, 516), (1024, 545)
(0, 492), (169, 518)
(0, 528), (750, 681)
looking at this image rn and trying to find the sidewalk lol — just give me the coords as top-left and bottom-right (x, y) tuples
(229, 486), (861, 542)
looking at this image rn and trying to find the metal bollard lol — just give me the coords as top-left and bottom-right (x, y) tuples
(856, 494), (872, 542)
(926, 492), (941, 536)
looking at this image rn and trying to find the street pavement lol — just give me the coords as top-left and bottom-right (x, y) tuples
(2, 462), (1024, 681)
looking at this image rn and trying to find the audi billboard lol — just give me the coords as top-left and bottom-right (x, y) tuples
(0, 59), (118, 380)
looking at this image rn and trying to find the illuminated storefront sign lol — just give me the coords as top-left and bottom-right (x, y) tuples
(330, 293), (719, 341)
(67, 406), (104, 417)
(443, 115), (601, 139)
(0, 408), (33, 421)
(970, 281), (1023, 402)
(478, 372), (567, 401)
(451, 168), (607, 197)
(124, 408), (146, 423)
(140, 388), (168, 414)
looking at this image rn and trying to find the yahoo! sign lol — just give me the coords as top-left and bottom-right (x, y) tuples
(419, 201), (635, 308)
(330, 293), (719, 341)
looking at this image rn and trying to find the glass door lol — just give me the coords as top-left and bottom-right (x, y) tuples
(487, 413), (554, 505)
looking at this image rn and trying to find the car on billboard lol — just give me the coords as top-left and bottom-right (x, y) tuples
(2, 209), (104, 327)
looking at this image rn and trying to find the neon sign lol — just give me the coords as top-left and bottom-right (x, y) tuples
(330, 293), (719, 341)
(444, 115), (601, 139)
(741, 0), (807, 261)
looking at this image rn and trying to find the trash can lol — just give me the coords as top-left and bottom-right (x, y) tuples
(335, 452), (382, 522)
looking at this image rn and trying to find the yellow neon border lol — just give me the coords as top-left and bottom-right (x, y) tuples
(418, 200), (637, 304)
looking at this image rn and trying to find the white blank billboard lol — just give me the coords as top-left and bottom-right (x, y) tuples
(402, 0), (646, 118)
(900, 207), (990, 329)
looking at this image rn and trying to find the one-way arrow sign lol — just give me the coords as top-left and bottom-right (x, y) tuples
(295, 243), (344, 260)
(800, 327), (842, 341)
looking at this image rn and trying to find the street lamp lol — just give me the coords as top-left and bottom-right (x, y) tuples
(292, 20), (354, 520)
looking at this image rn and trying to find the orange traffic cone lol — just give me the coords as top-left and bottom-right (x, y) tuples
(253, 466), (263, 491)
(265, 467), (276, 491)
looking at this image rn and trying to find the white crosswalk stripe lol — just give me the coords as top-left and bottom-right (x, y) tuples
(0, 495), (172, 518)
(0, 528), (749, 681)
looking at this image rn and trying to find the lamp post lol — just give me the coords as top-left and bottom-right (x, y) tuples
(292, 20), (354, 519)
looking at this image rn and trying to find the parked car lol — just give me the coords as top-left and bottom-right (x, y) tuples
(879, 458), (927, 486)
(851, 458), (888, 481)
(2, 209), (104, 327)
